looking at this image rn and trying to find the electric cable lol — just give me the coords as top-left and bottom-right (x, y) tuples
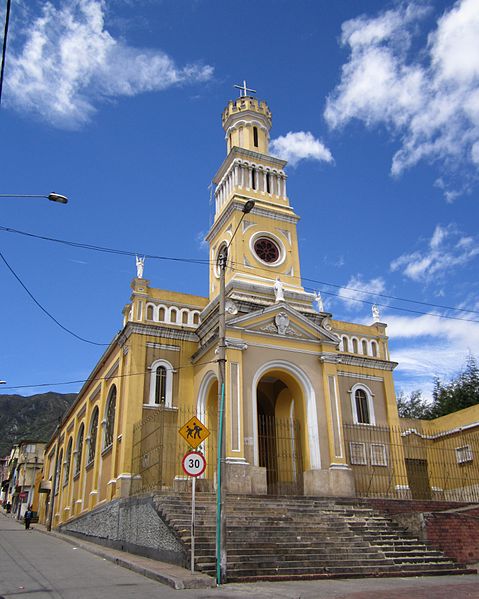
(0, 0), (11, 106)
(0, 250), (110, 346)
(0, 359), (218, 391)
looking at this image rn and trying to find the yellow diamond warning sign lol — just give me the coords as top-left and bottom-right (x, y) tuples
(179, 416), (210, 449)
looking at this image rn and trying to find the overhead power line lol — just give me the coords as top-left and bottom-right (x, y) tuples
(1, 224), (479, 327)
(0, 0), (11, 106)
(0, 359), (217, 391)
(0, 250), (109, 346)
(2, 223), (477, 317)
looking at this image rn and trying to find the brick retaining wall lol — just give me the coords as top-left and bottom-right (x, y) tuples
(366, 499), (479, 564)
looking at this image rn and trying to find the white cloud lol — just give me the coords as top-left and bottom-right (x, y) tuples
(390, 224), (479, 281)
(338, 275), (386, 310)
(270, 131), (333, 167)
(324, 0), (479, 197)
(386, 311), (479, 398)
(5, 0), (213, 128)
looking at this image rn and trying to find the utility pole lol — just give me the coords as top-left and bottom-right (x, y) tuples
(215, 199), (255, 585)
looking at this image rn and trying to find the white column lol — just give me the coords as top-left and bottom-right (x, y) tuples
(262, 170), (267, 194)
(249, 167), (253, 189)
(234, 163), (239, 188)
(282, 174), (287, 197)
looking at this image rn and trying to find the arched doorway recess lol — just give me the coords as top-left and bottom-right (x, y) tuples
(253, 362), (319, 495)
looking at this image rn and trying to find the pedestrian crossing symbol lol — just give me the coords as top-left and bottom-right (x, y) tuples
(179, 416), (210, 449)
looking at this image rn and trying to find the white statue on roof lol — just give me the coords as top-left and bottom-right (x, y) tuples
(136, 255), (145, 279)
(372, 304), (380, 322)
(314, 291), (324, 313)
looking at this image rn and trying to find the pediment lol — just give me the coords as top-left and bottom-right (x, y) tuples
(227, 302), (339, 344)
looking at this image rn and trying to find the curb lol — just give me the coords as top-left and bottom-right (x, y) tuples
(33, 524), (215, 590)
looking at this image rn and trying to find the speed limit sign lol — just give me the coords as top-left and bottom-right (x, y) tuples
(182, 451), (206, 477)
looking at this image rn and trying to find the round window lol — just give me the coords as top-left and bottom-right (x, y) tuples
(254, 237), (280, 263)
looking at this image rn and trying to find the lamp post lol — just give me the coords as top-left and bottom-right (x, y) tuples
(216, 199), (255, 585)
(0, 193), (68, 204)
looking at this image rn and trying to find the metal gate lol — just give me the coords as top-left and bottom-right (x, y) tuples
(258, 414), (303, 495)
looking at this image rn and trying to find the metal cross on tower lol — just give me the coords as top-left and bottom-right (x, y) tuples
(234, 80), (256, 97)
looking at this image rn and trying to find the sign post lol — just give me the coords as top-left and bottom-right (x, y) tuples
(182, 451), (207, 574)
(179, 416), (209, 574)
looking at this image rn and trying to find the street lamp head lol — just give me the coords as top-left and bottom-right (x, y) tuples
(243, 200), (255, 214)
(48, 192), (68, 204)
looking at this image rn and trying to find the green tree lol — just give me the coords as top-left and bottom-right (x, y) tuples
(428, 354), (479, 418)
(396, 389), (430, 419)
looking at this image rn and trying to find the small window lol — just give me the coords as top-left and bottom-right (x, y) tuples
(148, 360), (174, 407)
(158, 307), (166, 321)
(155, 367), (167, 404)
(350, 442), (367, 465)
(74, 424), (84, 476)
(362, 340), (368, 355)
(266, 172), (271, 194)
(182, 311), (188, 324)
(64, 438), (72, 485)
(146, 305), (154, 320)
(342, 336), (349, 352)
(352, 338), (359, 353)
(355, 389), (370, 424)
(88, 407), (99, 464)
(104, 386), (117, 449)
(170, 309), (177, 323)
(193, 312), (200, 325)
(371, 341), (378, 357)
(252, 168), (256, 190)
(55, 449), (63, 494)
(253, 126), (258, 147)
(371, 444), (388, 466)
(456, 445), (473, 464)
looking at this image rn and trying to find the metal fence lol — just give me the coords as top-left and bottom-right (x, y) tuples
(130, 406), (217, 495)
(258, 414), (304, 495)
(343, 422), (479, 501)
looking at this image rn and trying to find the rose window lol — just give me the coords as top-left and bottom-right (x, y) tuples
(254, 238), (280, 263)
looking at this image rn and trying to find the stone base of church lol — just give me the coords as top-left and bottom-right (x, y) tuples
(303, 465), (355, 497)
(224, 461), (267, 494)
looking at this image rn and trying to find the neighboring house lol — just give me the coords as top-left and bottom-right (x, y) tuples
(37, 91), (477, 532)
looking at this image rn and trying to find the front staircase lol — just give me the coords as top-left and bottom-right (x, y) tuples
(153, 494), (474, 582)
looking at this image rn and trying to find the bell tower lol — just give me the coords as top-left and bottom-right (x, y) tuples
(206, 85), (312, 310)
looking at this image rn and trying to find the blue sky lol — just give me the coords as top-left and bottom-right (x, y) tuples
(0, 0), (478, 400)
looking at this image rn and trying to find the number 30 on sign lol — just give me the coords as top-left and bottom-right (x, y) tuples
(182, 451), (206, 477)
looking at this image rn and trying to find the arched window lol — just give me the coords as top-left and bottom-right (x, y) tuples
(352, 338), (359, 353)
(104, 386), (117, 450)
(170, 308), (177, 323)
(192, 312), (200, 325)
(350, 384), (375, 425)
(64, 438), (72, 485)
(158, 307), (166, 321)
(74, 423), (84, 476)
(342, 336), (349, 352)
(88, 407), (99, 464)
(182, 311), (188, 324)
(148, 360), (174, 407)
(251, 168), (257, 190)
(362, 339), (368, 355)
(146, 305), (154, 320)
(266, 172), (271, 193)
(253, 126), (259, 147)
(55, 449), (63, 495)
(371, 341), (378, 357)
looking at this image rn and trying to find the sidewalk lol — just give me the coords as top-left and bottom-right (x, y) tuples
(3, 510), (478, 598)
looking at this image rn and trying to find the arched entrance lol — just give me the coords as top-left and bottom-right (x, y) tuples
(256, 371), (305, 495)
(196, 371), (218, 482)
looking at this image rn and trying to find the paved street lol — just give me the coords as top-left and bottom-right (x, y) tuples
(1, 513), (479, 598)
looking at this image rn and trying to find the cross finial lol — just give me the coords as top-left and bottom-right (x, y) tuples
(234, 80), (256, 98)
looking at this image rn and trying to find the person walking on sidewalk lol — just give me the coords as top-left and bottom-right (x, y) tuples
(24, 506), (33, 530)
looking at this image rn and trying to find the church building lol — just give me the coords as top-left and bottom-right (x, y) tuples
(39, 91), (405, 528)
